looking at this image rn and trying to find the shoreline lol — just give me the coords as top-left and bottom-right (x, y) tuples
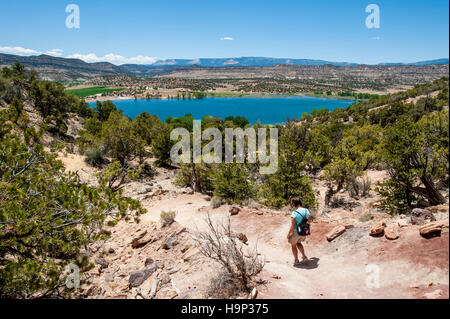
(84, 92), (360, 103)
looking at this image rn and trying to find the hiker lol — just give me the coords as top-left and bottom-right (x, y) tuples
(287, 197), (311, 266)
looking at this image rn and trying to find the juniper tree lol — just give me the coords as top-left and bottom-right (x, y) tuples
(0, 110), (145, 298)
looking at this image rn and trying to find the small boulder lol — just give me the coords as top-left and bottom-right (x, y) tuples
(385, 224), (400, 240)
(326, 225), (346, 242)
(129, 265), (158, 287)
(411, 208), (436, 225)
(102, 244), (116, 255)
(162, 234), (177, 250)
(370, 220), (386, 237)
(238, 233), (248, 244)
(419, 219), (448, 238)
(144, 257), (154, 267)
(131, 232), (154, 249)
(397, 218), (409, 228)
(229, 205), (240, 216)
(95, 258), (109, 269)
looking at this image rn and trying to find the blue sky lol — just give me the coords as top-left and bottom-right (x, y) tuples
(0, 0), (448, 65)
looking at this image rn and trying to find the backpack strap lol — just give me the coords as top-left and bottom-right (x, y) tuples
(294, 209), (305, 222)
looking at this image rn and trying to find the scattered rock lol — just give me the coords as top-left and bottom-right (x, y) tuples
(204, 196), (211, 202)
(326, 225), (346, 242)
(162, 234), (177, 250)
(153, 189), (169, 196)
(238, 233), (248, 244)
(95, 257), (109, 269)
(144, 257), (154, 267)
(102, 244), (116, 255)
(411, 208), (436, 225)
(154, 260), (165, 269)
(83, 285), (100, 297)
(168, 267), (180, 275)
(129, 265), (158, 287)
(370, 221), (386, 237)
(419, 219), (448, 238)
(159, 273), (171, 285)
(229, 205), (240, 216)
(131, 232), (154, 249)
(272, 275), (281, 279)
(181, 245), (191, 253)
(397, 218), (409, 228)
(385, 224), (400, 240)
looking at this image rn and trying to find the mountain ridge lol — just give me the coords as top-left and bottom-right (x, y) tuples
(0, 53), (448, 82)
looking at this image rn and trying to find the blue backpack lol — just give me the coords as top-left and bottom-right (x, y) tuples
(295, 209), (311, 236)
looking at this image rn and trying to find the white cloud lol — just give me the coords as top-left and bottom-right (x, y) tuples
(66, 53), (158, 65)
(0, 46), (157, 65)
(220, 37), (234, 41)
(0, 46), (41, 55)
(45, 49), (64, 57)
(371, 36), (381, 40)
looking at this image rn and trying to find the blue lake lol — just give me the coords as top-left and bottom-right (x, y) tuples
(90, 96), (356, 124)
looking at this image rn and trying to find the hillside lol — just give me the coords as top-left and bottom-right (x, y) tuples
(0, 65), (448, 299)
(1, 53), (448, 84)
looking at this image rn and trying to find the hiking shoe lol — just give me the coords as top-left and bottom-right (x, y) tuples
(302, 256), (309, 263)
(294, 260), (301, 267)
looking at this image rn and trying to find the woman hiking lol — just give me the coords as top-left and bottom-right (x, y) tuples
(286, 198), (311, 266)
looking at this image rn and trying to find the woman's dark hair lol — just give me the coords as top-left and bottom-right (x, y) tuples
(290, 197), (302, 208)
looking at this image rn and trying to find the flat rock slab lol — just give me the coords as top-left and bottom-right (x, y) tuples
(326, 226), (346, 242)
(385, 224), (400, 240)
(419, 219), (449, 238)
(370, 220), (386, 237)
(129, 264), (158, 287)
(229, 205), (240, 216)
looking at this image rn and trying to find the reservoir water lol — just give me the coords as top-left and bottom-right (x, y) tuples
(90, 96), (356, 124)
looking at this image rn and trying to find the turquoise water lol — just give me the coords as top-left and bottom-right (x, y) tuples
(90, 96), (355, 124)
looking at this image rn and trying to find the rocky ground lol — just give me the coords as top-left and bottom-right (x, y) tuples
(57, 153), (449, 299)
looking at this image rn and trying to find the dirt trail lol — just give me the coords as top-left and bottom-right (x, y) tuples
(233, 211), (449, 299)
(142, 195), (449, 299)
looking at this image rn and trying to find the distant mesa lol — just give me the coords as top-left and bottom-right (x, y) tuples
(0, 52), (447, 82)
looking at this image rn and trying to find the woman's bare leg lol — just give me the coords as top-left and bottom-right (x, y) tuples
(291, 243), (299, 261)
(296, 243), (307, 259)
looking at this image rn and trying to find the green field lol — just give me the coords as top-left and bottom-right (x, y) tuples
(66, 86), (126, 98)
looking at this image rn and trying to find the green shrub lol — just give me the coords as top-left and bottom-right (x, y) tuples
(151, 125), (174, 167)
(160, 211), (177, 227)
(175, 162), (214, 194)
(85, 147), (106, 167)
(212, 164), (254, 204)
